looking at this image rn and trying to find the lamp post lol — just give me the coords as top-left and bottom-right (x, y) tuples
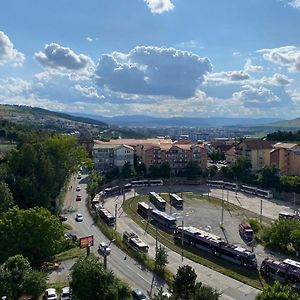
(177, 216), (184, 262)
(103, 239), (115, 270)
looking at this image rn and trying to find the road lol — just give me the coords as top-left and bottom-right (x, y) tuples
(104, 190), (259, 300)
(63, 173), (167, 297)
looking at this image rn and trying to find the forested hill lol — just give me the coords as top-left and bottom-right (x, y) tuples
(0, 104), (107, 130)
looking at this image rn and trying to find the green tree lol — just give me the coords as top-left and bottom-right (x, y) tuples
(159, 162), (171, 178)
(20, 270), (47, 299)
(155, 245), (168, 270)
(121, 162), (132, 178)
(151, 287), (171, 300)
(291, 229), (300, 256)
(256, 281), (300, 300)
(172, 265), (197, 300)
(207, 165), (218, 178)
(229, 156), (252, 181)
(0, 207), (64, 264)
(0, 181), (13, 214)
(194, 282), (220, 300)
(87, 170), (104, 199)
(134, 155), (147, 177)
(257, 165), (280, 189)
(184, 161), (201, 179)
(0, 264), (13, 299)
(70, 255), (131, 300)
(149, 165), (160, 178)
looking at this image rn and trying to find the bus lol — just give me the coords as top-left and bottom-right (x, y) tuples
(98, 208), (115, 226)
(149, 192), (166, 210)
(169, 193), (183, 208)
(206, 180), (224, 188)
(174, 226), (257, 269)
(150, 209), (177, 232)
(239, 223), (254, 242)
(149, 179), (163, 186)
(256, 188), (273, 199)
(123, 231), (149, 253)
(260, 258), (300, 290)
(131, 180), (149, 187)
(137, 202), (153, 218)
(103, 186), (123, 197)
(123, 183), (132, 192)
(223, 182), (238, 191)
(279, 212), (300, 220)
(240, 185), (257, 195)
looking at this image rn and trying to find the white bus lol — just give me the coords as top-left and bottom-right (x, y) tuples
(206, 180), (224, 188)
(256, 188), (273, 199)
(240, 185), (257, 195)
(223, 182), (238, 191)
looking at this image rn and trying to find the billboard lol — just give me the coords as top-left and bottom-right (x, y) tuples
(80, 235), (94, 249)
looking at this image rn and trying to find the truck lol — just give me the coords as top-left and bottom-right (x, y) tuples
(123, 231), (149, 253)
(239, 223), (254, 242)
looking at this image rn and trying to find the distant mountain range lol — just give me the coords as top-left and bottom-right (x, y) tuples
(257, 118), (300, 129)
(70, 113), (283, 128)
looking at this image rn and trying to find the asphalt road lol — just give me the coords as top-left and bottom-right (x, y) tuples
(104, 190), (259, 300)
(64, 173), (167, 297)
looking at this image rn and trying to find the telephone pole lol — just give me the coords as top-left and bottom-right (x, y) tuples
(221, 187), (224, 226)
(260, 198), (263, 224)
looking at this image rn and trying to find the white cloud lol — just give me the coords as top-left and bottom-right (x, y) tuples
(233, 85), (281, 107)
(289, 0), (300, 9)
(244, 59), (263, 73)
(0, 31), (25, 67)
(205, 70), (250, 86)
(35, 43), (94, 73)
(95, 46), (212, 98)
(86, 37), (93, 42)
(258, 46), (300, 72)
(74, 84), (104, 99)
(144, 0), (174, 14)
(0, 77), (31, 96)
(176, 40), (202, 49)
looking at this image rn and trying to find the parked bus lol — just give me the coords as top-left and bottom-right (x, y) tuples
(169, 193), (183, 208)
(260, 258), (300, 290)
(239, 223), (254, 242)
(103, 186), (123, 197)
(150, 209), (177, 232)
(131, 179), (163, 187)
(98, 208), (115, 226)
(279, 212), (300, 220)
(174, 226), (257, 269)
(223, 182), (238, 191)
(149, 192), (166, 210)
(137, 202), (153, 218)
(123, 231), (149, 253)
(240, 185), (273, 198)
(206, 180), (224, 188)
(256, 188), (273, 199)
(240, 185), (257, 195)
(149, 179), (163, 186)
(123, 183), (132, 192)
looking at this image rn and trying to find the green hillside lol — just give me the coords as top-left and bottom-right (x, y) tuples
(259, 117), (300, 129)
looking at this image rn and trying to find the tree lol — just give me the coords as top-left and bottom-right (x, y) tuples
(149, 165), (160, 178)
(70, 255), (131, 300)
(155, 245), (168, 270)
(20, 270), (47, 299)
(0, 181), (13, 214)
(87, 170), (104, 199)
(184, 161), (201, 179)
(172, 265), (197, 300)
(291, 229), (300, 256)
(257, 165), (280, 189)
(256, 281), (300, 300)
(0, 207), (65, 264)
(121, 162), (132, 178)
(159, 162), (171, 178)
(194, 282), (220, 300)
(227, 156), (253, 182)
(0, 264), (13, 299)
(207, 165), (218, 178)
(151, 287), (171, 300)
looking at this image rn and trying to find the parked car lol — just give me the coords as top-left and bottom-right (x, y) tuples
(44, 288), (58, 300)
(60, 286), (70, 300)
(75, 213), (83, 222)
(77, 173), (82, 179)
(76, 185), (81, 191)
(66, 233), (77, 241)
(132, 289), (148, 300)
(98, 242), (111, 255)
(59, 215), (68, 222)
(76, 194), (82, 201)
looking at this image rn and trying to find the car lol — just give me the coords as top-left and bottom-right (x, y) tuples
(76, 185), (81, 191)
(98, 242), (111, 255)
(76, 194), (82, 201)
(59, 215), (68, 222)
(131, 289), (148, 300)
(77, 173), (82, 179)
(75, 213), (83, 222)
(44, 288), (58, 300)
(67, 233), (77, 241)
(60, 286), (70, 300)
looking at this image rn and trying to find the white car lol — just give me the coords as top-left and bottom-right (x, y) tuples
(75, 213), (83, 222)
(76, 185), (81, 191)
(60, 286), (70, 300)
(44, 288), (57, 300)
(98, 242), (111, 255)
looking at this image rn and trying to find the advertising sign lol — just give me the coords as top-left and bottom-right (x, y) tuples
(80, 235), (94, 249)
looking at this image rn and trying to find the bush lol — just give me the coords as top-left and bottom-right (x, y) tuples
(249, 219), (262, 234)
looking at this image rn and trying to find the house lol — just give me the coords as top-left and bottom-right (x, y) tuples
(225, 146), (236, 163)
(236, 140), (274, 172)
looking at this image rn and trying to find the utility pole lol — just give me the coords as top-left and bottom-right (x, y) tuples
(221, 187), (224, 226)
(114, 203), (118, 230)
(260, 198), (263, 224)
(181, 219), (184, 262)
(294, 192), (296, 215)
(227, 190), (229, 203)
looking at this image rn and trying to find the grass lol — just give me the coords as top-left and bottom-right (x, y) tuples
(62, 223), (72, 230)
(123, 194), (266, 290)
(53, 247), (84, 262)
(48, 281), (69, 291)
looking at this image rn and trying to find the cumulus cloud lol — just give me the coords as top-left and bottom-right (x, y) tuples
(144, 0), (174, 14)
(95, 46), (212, 98)
(205, 70), (250, 85)
(233, 85), (281, 107)
(0, 31), (25, 66)
(74, 84), (104, 99)
(258, 46), (300, 72)
(0, 77), (31, 96)
(289, 0), (300, 9)
(244, 59), (263, 73)
(35, 43), (94, 72)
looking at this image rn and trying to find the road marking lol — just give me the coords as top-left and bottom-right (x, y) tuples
(126, 265), (152, 285)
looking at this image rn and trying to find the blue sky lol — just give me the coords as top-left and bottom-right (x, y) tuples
(1, 0), (300, 118)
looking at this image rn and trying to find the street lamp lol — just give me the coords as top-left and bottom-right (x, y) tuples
(177, 216), (184, 262)
(103, 239), (115, 270)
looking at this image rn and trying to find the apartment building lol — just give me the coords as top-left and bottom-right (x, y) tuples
(270, 143), (300, 176)
(92, 143), (134, 172)
(236, 140), (274, 172)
